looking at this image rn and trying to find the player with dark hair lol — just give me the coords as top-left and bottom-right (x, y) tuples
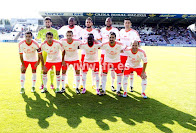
(80, 17), (101, 89)
(100, 17), (120, 92)
(60, 30), (82, 94)
(99, 32), (124, 96)
(80, 33), (101, 94)
(120, 18), (141, 92)
(19, 31), (42, 93)
(40, 32), (63, 93)
(36, 17), (59, 90)
(58, 17), (83, 88)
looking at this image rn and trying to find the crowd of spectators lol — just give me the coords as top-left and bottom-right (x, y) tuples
(1, 23), (195, 45)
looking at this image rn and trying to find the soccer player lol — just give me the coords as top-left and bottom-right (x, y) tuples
(36, 17), (59, 90)
(58, 17), (83, 39)
(80, 33), (101, 94)
(120, 18), (141, 92)
(80, 17), (101, 89)
(100, 17), (120, 92)
(58, 17), (83, 88)
(40, 32), (63, 93)
(60, 31), (81, 94)
(19, 31), (42, 94)
(100, 32), (124, 96)
(123, 40), (147, 98)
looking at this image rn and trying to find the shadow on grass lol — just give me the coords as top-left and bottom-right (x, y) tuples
(22, 92), (54, 128)
(22, 88), (196, 132)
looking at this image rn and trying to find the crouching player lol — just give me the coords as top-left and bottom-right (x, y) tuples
(80, 33), (101, 94)
(123, 40), (148, 98)
(19, 31), (42, 94)
(40, 32), (64, 93)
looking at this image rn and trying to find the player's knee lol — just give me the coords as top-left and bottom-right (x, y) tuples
(75, 70), (80, 74)
(43, 71), (47, 74)
(56, 71), (60, 75)
(21, 69), (26, 73)
(62, 70), (67, 74)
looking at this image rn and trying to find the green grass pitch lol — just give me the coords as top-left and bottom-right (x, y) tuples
(0, 43), (195, 133)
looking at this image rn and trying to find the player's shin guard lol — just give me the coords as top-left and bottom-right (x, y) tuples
(92, 71), (96, 86)
(75, 74), (80, 88)
(56, 75), (61, 89)
(61, 74), (66, 88)
(82, 72), (87, 89)
(65, 74), (68, 84)
(43, 74), (47, 88)
(141, 79), (147, 93)
(116, 73), (122, 92)
(95, 72), (99, 89)
(111, 69), (115, 86)
(101, 73), (107, 91)
(130, 73), (134, 87)
(32, 73), (36, 87)
(21, 73), (25, 88)
(123, 75), (129, 92)
(50, 68), (55, 85)
(80, 71), (83, 86)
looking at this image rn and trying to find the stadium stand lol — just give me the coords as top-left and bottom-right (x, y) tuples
(0, 12), (195, 46)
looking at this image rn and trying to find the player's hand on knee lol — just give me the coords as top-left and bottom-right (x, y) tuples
(42, 66), (47, 72)
(141, 72), (147, 79)
(21, 65), (26, 72)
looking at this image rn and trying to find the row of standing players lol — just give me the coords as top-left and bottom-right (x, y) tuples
(19, 16), (148, 98)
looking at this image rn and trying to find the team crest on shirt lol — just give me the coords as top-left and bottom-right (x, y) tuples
(110, 51), (117, 55)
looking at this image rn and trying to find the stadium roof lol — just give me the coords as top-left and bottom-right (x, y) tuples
(39, 12), (196, 26)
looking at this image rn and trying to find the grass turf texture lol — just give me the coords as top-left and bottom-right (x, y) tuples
(0, 43), (195, 133)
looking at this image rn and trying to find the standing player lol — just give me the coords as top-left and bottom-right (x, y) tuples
(80, 17), (101, 89)
(36, 17), (59, 90)
(60, 31), (81, 94)
(100, 32), (124, 96)
(40, 32), (63, 93)
(123, 40), (147, 98)
(58, 17), (82, 39)
(120, 18), (141, 92)
(100, 17), (120, 92)
(58, 17), (83, 88)
(19, 31), (42, 94)
(80, 33), (101, 94)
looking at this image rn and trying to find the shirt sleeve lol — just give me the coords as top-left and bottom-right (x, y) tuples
(141, 51), (147, 63)
(121, 43), (127, 50)
(40, 43), (45, 52)
(59, 42), (64, 51)
(57, 26), (64, 36)
(78, 26), (83, 38)
(115, 28), (120, 41)
(79, 44), (84, 49)
(100, 43), (106, 50)
(34, 42), (42, 53)
(54, 30), (59, 40)
(95, 30), (101, 40)
(36, 30), (42, 40)
(135, 31), (141, 42)
(19, 43), (23, 54)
